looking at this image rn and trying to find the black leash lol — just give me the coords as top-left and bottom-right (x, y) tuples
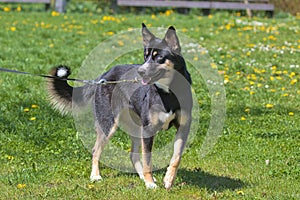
(0, 67), (91, 83)
(0, 67), (140, 85)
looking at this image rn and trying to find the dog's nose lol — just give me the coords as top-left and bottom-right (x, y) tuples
(138, 68), (146, 77)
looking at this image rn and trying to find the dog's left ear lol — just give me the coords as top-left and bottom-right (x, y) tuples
(164, 26), (181, 54)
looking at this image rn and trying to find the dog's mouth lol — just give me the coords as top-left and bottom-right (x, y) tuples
(141, 70), (164, 85)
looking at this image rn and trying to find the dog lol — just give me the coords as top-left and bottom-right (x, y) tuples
(47, 23), (193, 190)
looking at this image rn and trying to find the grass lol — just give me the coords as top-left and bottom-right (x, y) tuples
(0, 8), (299, 199)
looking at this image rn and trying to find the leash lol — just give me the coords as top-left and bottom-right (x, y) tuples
(0, 67), (140, 85)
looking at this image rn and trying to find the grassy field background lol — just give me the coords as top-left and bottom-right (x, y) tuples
(0, 7), (299, 200)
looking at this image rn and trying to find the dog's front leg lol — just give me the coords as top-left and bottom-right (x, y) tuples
(141, 135), (157, 189)
(163, 112), (191, 190)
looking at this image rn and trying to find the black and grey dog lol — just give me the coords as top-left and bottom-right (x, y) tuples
(47, 23), (192, 190)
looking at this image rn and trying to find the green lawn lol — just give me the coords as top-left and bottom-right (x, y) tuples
(0, 9), (299, 199)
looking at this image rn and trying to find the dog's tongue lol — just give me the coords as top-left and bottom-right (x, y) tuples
(141, 77), (151, 85)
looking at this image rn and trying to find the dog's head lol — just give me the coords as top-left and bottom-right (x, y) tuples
(138, 23), (188, 90)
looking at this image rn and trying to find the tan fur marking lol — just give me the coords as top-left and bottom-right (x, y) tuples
(143, 172), (154, 183)
(152, 51), (158, 57)
(162, 59), (175, 70)
(161, 112), (175, 130)
(177, 111), (189, 126)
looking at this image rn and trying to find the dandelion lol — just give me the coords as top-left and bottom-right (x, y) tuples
(10, 27), (16, 32)
(265, 104), (274, 108)
(117, 40), (124, 46)
(30, 117), (36, 121)
(3, 7), (10, 12)
(290, 79), (297, 85)
(240, 116), (246, 121)
(237, 190), (244, 195)
(17, 183), (26, 189)
(51, 11), (60, 17)
(88, 184), (95, 189)
(106, 31), (114, 36)
(24, 108), (30, 112)
(164, 9), (173, 16)
(288, 112), (294, 116)
(210, 63), (218, 69)
(16, 6), (21, 12)
(31, 104), (39, 109)
(245, 108), (250, 113)
(289, 72), (296, 78)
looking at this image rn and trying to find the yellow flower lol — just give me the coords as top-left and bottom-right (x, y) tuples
(210, 63), (218, 69)
(88, 184), (95, 189)
(245, 108), (250, 113)
(31, 104), (39, 109)
(290, 79), (297, 85)
(289, 72), (296, 78)
(164, 9), (173, 16)
(17, 183), (26, 189)
(51, 11), (60, 17)
(250, 91), (255, 95)
(237, 190), (244, 195)
(3, 7), (10, 12)
(16, 6), (21, 12)
(10, 27), (16, 32)
(117, 40), (124, 46)
(24, 108), (30, 112)
(30, 117), (36, 121)
(106, 31), (114, 36)
(288, 112), (294, 116)
(265, 104), (274, 108)
(240, 116), (246, 121)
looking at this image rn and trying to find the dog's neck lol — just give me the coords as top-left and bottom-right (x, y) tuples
(155, 82), (170, 93)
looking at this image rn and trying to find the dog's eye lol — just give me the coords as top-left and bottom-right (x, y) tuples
(144, 49), (150, 60)
(156, 55), (164, 63)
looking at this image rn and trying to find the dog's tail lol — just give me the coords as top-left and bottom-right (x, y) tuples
(47, 65), (95, 114)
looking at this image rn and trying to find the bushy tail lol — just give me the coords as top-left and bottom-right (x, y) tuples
(47, 65), (95, 114)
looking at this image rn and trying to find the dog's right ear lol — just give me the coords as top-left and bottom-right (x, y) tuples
(142, 23), (155, 46)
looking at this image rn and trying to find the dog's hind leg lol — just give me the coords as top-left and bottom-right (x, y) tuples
(130, 136), (144, 180)
(90, 122), (117, 182)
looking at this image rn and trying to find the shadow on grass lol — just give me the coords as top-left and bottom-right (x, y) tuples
(176, 168), (245, 191)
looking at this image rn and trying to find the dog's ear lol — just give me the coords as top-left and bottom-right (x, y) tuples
(164, 26), (181, 54)
(142, 23), (155, 46)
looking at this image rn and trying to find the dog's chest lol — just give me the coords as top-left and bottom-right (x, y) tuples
(150, 111), (176, 130)
(159, 111), (176, 130)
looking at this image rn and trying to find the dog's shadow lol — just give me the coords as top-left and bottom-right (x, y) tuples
(175, 168), (245, 191)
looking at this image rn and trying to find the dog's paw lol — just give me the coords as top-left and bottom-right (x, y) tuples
(163, 175), (174, 190)
(145, 182), (158, 189)
(163, 180), (172, 190)
(90, 175), (102, 182)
